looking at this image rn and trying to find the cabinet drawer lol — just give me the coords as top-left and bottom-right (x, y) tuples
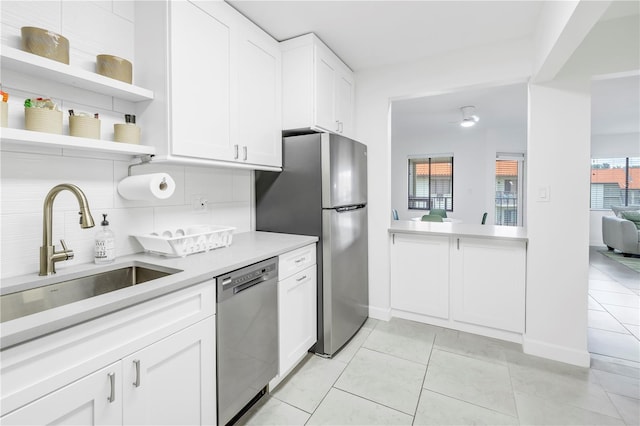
(279, 244), (316, 280)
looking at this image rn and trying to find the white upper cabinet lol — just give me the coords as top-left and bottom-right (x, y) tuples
(135, 0), (282, 170)
(235, 15), (282, 168)
(168, 1), (232, 161)
(281, 34), (355, 138)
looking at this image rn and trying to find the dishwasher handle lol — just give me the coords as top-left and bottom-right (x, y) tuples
(232, 275), (267, 294)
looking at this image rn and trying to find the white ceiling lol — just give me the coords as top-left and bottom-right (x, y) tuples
(228, 0), (545, 72)
(391, 83), (528, 137)
(228, 0), (639, 136)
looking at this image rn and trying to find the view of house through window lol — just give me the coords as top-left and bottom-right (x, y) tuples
(408, 156), (453, 210)
(495, 155), (524, 226)
(590, 157), (640, 208)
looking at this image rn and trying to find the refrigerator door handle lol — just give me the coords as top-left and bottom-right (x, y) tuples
(335, 204), (366, 212)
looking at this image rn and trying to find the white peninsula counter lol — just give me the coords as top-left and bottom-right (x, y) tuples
(388, 221), (528, 343)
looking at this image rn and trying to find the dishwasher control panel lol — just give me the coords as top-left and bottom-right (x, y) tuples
(216, 257), (278, 302)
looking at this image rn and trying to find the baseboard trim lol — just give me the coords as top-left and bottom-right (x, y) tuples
(523, 336), (591, 367)
(369, 306), (391, 321)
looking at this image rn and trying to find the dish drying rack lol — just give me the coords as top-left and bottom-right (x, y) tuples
(134, 225), (235, 257)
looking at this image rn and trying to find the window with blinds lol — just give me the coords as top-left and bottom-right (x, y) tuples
(408, 156), (453, 210)
(590, 157), (640, 209)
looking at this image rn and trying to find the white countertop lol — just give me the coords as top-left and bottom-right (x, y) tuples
(389, 220), (528, 241)
(0, 231), (317, 349)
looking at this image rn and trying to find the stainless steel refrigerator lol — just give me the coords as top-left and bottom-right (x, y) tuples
(256, 132), (368, 357)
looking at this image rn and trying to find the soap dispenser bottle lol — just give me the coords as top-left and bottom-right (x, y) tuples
(95, 213), (115, 264)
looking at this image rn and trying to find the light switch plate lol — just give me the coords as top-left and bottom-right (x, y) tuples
(537, 186), (550, 202)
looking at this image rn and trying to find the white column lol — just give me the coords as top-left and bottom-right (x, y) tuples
(524, 80), (591, 366)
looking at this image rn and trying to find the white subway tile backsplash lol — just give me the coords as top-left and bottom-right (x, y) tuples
(1, 152), (113, 214)
(185, 166), (234, 204)
(112, 1), (135, 23)
(152, 204), (206, 233)
(1, 1), (61, 49)
(211, 202), (252, 233)
(62, 1), (134, 70)
(0, 212), (63, 279)
(105, 207), (156, 255)
(112, 98), (136, 116)
(233, 169), (252, 202)
(1, 151), (114, 214)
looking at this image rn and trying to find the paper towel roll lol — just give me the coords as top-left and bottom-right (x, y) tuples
(117, 173), (175, 200)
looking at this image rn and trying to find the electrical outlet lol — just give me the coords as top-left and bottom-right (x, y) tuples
(191, 194), (209, 212)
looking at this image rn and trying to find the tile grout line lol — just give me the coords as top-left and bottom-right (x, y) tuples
(301, 320), (383, 425)
(410, 332), (437, 425)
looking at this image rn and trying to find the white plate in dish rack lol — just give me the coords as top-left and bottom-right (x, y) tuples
(134, 225), (235, 257)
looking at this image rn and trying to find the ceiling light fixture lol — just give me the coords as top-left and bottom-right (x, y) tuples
(460, 106), (479, 128)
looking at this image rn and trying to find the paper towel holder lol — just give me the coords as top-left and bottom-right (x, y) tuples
(117, 155), (173, 200)
(127, 154), (154, 176)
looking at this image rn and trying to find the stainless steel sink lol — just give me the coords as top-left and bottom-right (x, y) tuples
(1, 265), (180, 323)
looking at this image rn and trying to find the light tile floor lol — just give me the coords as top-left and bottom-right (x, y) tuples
(237, 247), (640, 425)
(588, 246), (640, 365)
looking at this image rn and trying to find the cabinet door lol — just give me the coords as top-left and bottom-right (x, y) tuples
(122, 316), (216, 426)
(236, 24), (282, 167)
(390, 233), (450, 319)
(335, 72), (354, 136)
(314, 48), (337, 132)
(170, 1), (233, 160)
(278, 265), (317, 376)
(451, 237), (525, 332)
(1, 363), (122, 426)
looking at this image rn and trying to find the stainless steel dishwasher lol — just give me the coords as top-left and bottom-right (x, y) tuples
(216, 257), (278, 425)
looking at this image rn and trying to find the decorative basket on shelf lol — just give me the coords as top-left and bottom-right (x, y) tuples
(133, 225), (235, 257)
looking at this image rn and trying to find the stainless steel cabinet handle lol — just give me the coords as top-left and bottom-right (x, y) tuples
(296, 275), (307, 282)
(336, 120), (341, 132)
(243, 146), (247, 161)
(294, 257), (305, 264)
(339, 121), (344, 133)
(457, 238), (460, 250)
(234, 144), (239, 159)
(108, 372), (116, 403)
(133, 359), (141, 387)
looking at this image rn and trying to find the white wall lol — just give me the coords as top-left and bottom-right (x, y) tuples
(391, 125), (526, 224)
(0, 1), (252, 280)
(354, 37), (533, 321)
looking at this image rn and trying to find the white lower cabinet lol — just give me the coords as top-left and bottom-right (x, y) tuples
(278, 265), (317, 375)
(390, 233), (450, 319)
(1, 282), (216, 426)
(1, 362), (122, 426)
(451, 237), (526, 333)
(390, 233), (526, 338)
(122, 317), (215, 426)
(271, 244), (317, 388)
